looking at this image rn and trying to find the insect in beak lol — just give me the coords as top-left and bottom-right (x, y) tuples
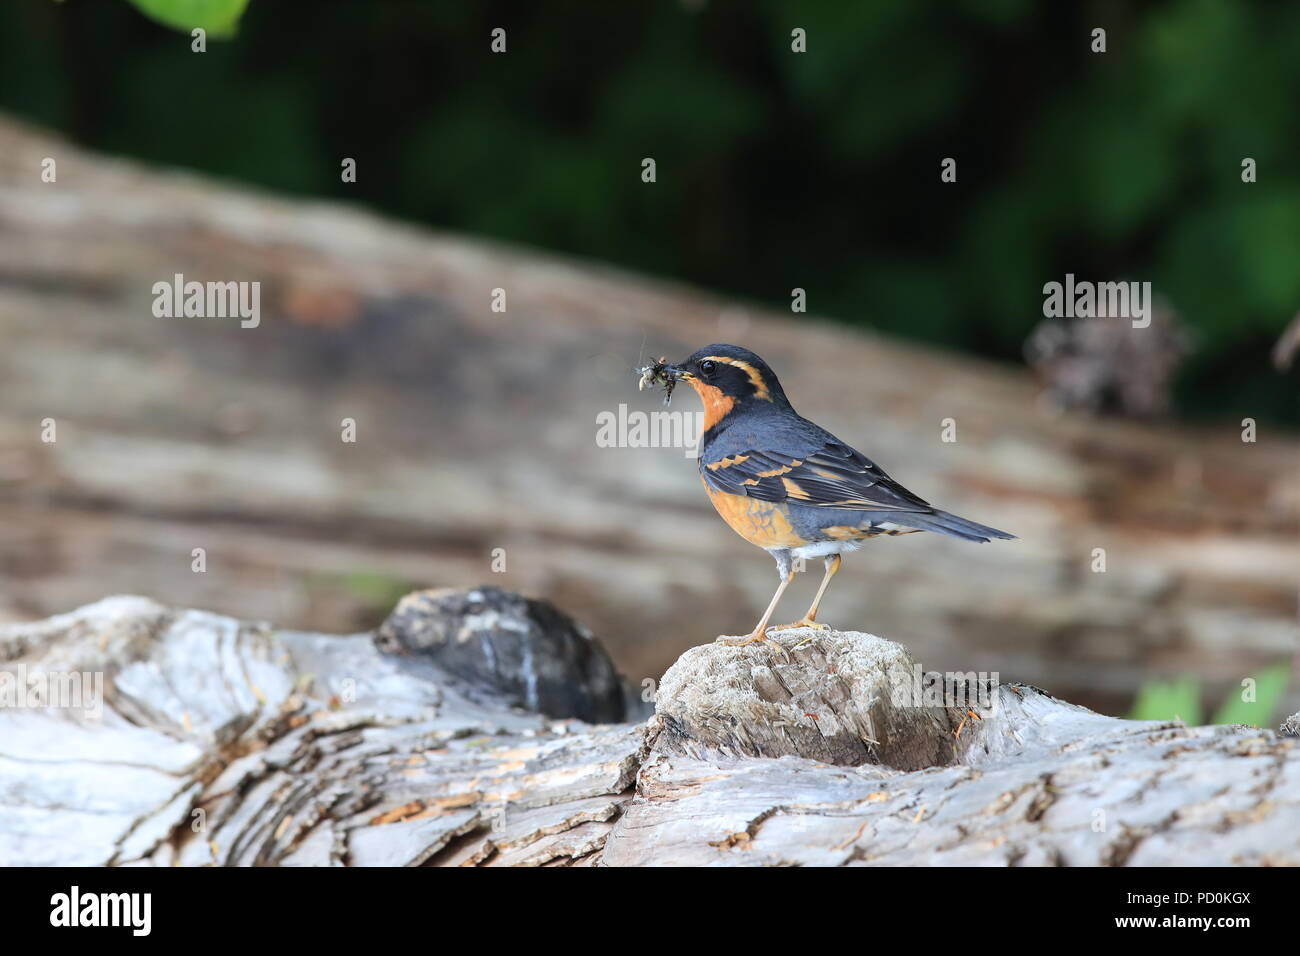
(636, 357), (682, 404)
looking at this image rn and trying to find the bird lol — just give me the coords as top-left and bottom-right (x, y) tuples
(648, 344), (1015, 650)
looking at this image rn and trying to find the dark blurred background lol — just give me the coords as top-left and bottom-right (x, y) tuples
(3, 0), (1297, 423)
(0, 0), (1296, 723)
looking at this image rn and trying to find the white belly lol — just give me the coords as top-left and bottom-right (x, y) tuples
(788, 540), (865, 560)
(785, 521), (917, 560)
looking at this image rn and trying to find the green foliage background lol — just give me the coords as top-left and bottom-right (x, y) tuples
(1129, 664), (1289, 726)
(3, 0), (1297, 423)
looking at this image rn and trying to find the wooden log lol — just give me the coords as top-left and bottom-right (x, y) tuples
(1, 592), (1296, 866)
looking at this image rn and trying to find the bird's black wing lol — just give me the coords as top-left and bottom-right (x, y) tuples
(701, 440), (934, 512)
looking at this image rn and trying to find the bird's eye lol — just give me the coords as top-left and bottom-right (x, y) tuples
(698, 360), (716, 375)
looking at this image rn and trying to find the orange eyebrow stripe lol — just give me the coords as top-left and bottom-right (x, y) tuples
(700, 356), (772, 401)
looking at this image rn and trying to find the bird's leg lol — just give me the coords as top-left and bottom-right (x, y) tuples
(716, 569), (795, 653)
(770, 554), (841, 631)
(805, 553), (841, 624)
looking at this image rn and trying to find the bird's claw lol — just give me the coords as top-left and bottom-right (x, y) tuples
(767, 618), (831, 633)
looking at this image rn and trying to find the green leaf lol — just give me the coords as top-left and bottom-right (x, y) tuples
(126, 0), (250, 38)
(1211, 665), (1290, 727)
(1128, 676), (1202, 725)
(337, 571), (412, 611)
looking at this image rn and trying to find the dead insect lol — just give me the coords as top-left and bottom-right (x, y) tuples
(636, 356), (677, 405)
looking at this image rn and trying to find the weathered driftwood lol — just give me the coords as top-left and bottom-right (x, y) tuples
(2, 592), (1296, 866)
(0, 115), (1296, 718)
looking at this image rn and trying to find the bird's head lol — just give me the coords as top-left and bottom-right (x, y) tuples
(666, 345), (789, 430)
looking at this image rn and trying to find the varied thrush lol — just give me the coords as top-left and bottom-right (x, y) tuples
(641, 344), (1015, 649)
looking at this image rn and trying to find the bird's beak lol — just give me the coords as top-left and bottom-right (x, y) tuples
(666, 364), (694, 381)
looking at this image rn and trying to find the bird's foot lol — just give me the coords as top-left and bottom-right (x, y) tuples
(715, 631), (791, 662)
(715, 631), (765, 647)
(768, 618), (831, 633)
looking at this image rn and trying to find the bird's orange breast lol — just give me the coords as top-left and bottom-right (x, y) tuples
(702, 478), (809, 549)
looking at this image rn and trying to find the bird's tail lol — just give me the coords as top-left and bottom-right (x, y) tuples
(907, 509), (1016, 543)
